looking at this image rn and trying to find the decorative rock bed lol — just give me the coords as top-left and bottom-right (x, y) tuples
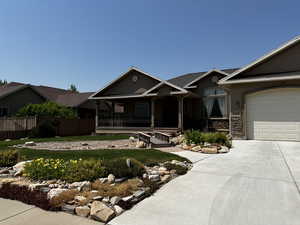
(0, 159), (192, 224)
(170, 134), (231, 154)
(13, 138), (147, 151)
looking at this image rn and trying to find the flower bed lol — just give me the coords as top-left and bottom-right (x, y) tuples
(170, 130), (232, 154)
(0, 156), (192, 223)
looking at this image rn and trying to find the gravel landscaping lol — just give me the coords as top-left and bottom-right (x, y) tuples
(14, 139), (138, 151)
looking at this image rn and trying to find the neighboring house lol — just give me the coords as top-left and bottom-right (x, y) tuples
(89, 35), (300, 142)
(0, 82), (95, 118)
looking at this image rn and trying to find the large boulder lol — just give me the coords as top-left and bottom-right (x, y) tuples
(47, 188), (68, 199)
(202, 146), (218, 154)
(218, 146), (230, 153)
(191, 145), (202, 152)
(24, 141), (36, 146)
(107, 174), (115, 184)
(69, 181), (91, 191)
(90, 201), (115, 223)
(13, 161), (32, 176)
(75, 206), (90, 217)
(136, 141), (146, 148)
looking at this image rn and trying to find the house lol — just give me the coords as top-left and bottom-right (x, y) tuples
(0, 82), (95, 118)
(89, 67), (238, 135)
(90, 35), (300, 142)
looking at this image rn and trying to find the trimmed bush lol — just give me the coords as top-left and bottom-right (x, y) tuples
(0, 150), (19, 167)
(103, 158), (146, 178)
(164, 163), (188, 175)
(23, 158), (107, 182)
(202, 132), (231, 148)
(184, 130), (203, 145)
(30, 120), (56, 138)
(63, 159), (107, 183)
(184, 130), (231, 148)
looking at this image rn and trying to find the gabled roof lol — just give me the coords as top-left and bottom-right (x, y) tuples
(0, 84), (48, 101)
(89, 67), (187, 99)
(143, 80), (188, 95)
(168, 68), (238, 88)
(89, 67), (163, 99)
(219, 35), (300, 84)
(0, 82), (93, 108)
(183, 69), (229, 88)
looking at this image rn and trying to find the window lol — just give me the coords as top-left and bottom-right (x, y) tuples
(0, 108), (8, 117)
(114, 103), (125, 113)
(203, 88), (227, 118)
(134, 102), (150, 118)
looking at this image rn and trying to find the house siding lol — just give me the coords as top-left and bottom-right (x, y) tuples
(233, 41), (300, 79)
(0, 87), (45, 116)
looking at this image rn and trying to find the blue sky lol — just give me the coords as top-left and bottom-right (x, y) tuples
(0, 0), (299, 92)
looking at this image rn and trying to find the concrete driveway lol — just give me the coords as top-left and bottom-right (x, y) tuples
(110, 141), (300, 225)
(1, 141), (300, 225)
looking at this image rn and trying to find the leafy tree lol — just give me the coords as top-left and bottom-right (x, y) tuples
(69, 84), (78, 92)
(0, 79), (7, 85)
(16, 102), (77, 119)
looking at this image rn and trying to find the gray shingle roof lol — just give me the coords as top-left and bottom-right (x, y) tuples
(55, 92), (94, 107)
(167, 68), (239, 87)
(0, 82), (93, 107)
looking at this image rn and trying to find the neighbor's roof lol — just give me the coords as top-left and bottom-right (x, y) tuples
(55, 92), (94, 107)
(0, 82), (93, 107)
(168, 68), (239, 88)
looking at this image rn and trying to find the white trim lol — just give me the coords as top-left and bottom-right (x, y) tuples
(89, 67), (163, 99)
(91, 94), (157, 100)
(219, 35), (300, 84)
(184, 69), (228, 88)
(142, 82), (164, 95)
(143, 81), (188, 95)
(218, 74), (300, 84)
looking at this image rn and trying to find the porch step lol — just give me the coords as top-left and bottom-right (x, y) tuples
(150, 137), (172, 148)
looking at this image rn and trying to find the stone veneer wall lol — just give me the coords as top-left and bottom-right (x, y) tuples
(230, 114), (244, 139)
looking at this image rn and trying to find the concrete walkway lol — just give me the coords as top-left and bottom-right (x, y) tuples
(110, 141), (300, 225)
(1, 141), (300, 225)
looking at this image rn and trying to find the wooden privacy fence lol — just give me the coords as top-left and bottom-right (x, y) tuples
(53, 118), (95, 136)
(0, 117), (37, 140)
(0, 117), (95, 140)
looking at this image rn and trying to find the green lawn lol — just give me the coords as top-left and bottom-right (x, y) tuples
(0, 134), (129, 150)
(0, 134), (189, 165)
(18, 148), (189, 165)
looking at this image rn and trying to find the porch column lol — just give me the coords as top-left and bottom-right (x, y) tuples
(151, 98), (155, 128)
(178, 96), (183, 131)
(95, 101), (99, 129)
(112, 101), (115, 127)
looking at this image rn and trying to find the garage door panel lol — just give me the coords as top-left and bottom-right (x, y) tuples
(246, 88), (300, 141)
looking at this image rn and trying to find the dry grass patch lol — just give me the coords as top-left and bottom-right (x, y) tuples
(50, 189), (79, 207)
(91, 178), (143, 197)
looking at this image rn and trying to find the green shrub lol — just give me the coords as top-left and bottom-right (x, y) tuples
(23, 158), (67, 181)
(103, 158), (146, 178)
(30, 120), (56, 138)
(202, 132), (231, 148)
(16, 102), (77, 119)
(23, 158), (107, 182)
(184, 130), (203, 145)
(164, 163), (188, 175)
(63, 159), (107, 183)
(0, 150), (19, 167)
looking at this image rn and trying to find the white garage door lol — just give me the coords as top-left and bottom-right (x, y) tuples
(246, 88), (300, 141)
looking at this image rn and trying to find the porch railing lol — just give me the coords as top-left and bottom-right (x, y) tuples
(98, 118), (151, 128)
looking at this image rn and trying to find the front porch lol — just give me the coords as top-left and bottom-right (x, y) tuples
(95, 96), (188, 134)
